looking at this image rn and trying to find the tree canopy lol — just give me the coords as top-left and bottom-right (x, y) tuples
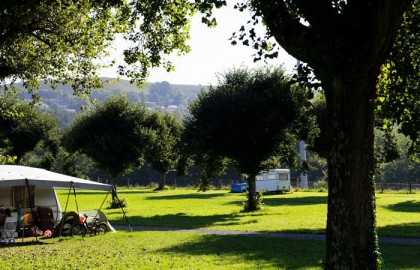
(145, 110), (183, 190)
(0, 0), (128, 94)
(61, 96), (153, 187)
(182, 66), (317, 210)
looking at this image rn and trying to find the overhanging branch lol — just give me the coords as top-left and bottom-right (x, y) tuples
(253, 1), (320, 65)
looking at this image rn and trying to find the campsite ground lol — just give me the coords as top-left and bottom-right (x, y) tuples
(2, 189), (420, 269)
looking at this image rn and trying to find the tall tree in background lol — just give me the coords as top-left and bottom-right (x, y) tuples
(183, 67), (317, 211)
(145, 111), (183, 190)
(61, 96), (154, 199)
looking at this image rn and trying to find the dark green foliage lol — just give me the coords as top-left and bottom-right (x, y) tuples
(306, 94), (328, 159)
(0, 91), (60, 164)
(182, 66), (317, 209)
(243, 189), (265, 212)
(185, 66), (315, 176)
(145, 111), (183, 190)
(376, 1), (420, 155)
(107, 197), (127, 209)
(62, 96), (153, 185)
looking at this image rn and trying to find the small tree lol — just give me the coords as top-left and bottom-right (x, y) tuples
(145, 111), (183, 190)
(183, 66), (317, 211)
(62, 96), (154, 199)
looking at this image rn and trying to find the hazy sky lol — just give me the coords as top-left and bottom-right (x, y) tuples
(102, 5), (297, 85)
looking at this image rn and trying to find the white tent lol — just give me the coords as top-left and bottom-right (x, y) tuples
(0, 165), (113, 229)
(0, 165), (112, 191)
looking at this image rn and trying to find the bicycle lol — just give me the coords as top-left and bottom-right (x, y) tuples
(71, 214), (107, 237)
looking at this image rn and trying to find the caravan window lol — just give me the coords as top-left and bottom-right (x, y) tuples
(256, 175), (263, 181)
(278, 174), (289, 180)
(267, 174), (276, 180)
(13, 186), (35, 207)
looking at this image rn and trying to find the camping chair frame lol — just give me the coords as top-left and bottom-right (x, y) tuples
(0, 217), (17, 244)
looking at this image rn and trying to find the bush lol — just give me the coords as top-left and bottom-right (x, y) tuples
(313, 179), (328, 190)
(107, 197), (127, 209)
(242, 189), (265, 212)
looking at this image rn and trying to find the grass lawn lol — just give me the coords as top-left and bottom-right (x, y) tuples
(1, 189), (419, 269)
(56, 188), (420, 238)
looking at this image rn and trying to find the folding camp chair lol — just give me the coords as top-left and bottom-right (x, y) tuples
(0, 217), (17, 244)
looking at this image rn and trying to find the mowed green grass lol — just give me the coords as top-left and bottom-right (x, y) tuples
(2, 189), (419, 269)
(57, 188), (420, 238)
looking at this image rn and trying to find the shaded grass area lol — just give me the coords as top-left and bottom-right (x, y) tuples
(56, 189), (420, 238)
(2, 232), (420, 270)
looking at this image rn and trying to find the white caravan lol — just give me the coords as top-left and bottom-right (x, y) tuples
(255, 169), (291, 194)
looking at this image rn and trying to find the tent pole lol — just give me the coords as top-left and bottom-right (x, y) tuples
(95, 189), (111, 220)
(72, 182), (80, 215)
(58, 184), (73, 238)
(113, 186), (132, 232)
(22, 185), (26, 243)
(64, 185), (72, 214)
(25, 178), (37, 242)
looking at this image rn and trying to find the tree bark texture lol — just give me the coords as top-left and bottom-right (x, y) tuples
(111, 177), (117, 201)
(158, 172), (166, 190)
(323, 75), (378, 269)
(247, 174), (257, 211)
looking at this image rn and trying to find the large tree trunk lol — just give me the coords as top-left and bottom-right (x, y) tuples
(324, 75), (378, 269)
(111, 177), (117, 201)
(246, 174), (258, 211)
(157, 172), (166, 190)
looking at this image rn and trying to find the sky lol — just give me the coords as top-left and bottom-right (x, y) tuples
(102, 5), (297, 86)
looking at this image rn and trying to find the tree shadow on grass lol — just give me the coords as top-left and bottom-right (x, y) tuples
(157, 234), (325, 269)
(158, 233), (420, 269)
(262, 196), (327, 206)
(114, 189), (156, 195)
(221, 194), (328, 208)
(378, 222), (420, 238)
(383, 200), (420, 213)
(112, 213), (259, 229)
(144, 192), (229, 200)
(2, 239), (51, 247)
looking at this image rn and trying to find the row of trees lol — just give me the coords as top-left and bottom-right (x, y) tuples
(1, 66), (317, 211)
(1, 0), (419, 268)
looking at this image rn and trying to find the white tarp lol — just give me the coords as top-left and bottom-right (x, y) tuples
(0, 165), (112, 191)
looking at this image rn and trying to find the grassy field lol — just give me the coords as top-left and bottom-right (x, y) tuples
(57, 188), (420, 238)
(2, 189), (420, 269)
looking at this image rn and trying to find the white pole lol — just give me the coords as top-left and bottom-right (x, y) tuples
(297, 59), (308, 189)
(299, 140), (308, 188)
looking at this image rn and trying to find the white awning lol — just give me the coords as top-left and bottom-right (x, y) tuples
(0, 165), (112, 191)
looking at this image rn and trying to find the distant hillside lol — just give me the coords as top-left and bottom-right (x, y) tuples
(15, 77), (207, 100)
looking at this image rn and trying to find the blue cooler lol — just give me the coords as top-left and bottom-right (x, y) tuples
(231, 183), (248, 193)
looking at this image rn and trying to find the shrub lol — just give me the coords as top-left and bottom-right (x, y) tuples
(313, 179), (328, 190)
(242, 189), (265, 212)
(107, 197), (127, 209)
